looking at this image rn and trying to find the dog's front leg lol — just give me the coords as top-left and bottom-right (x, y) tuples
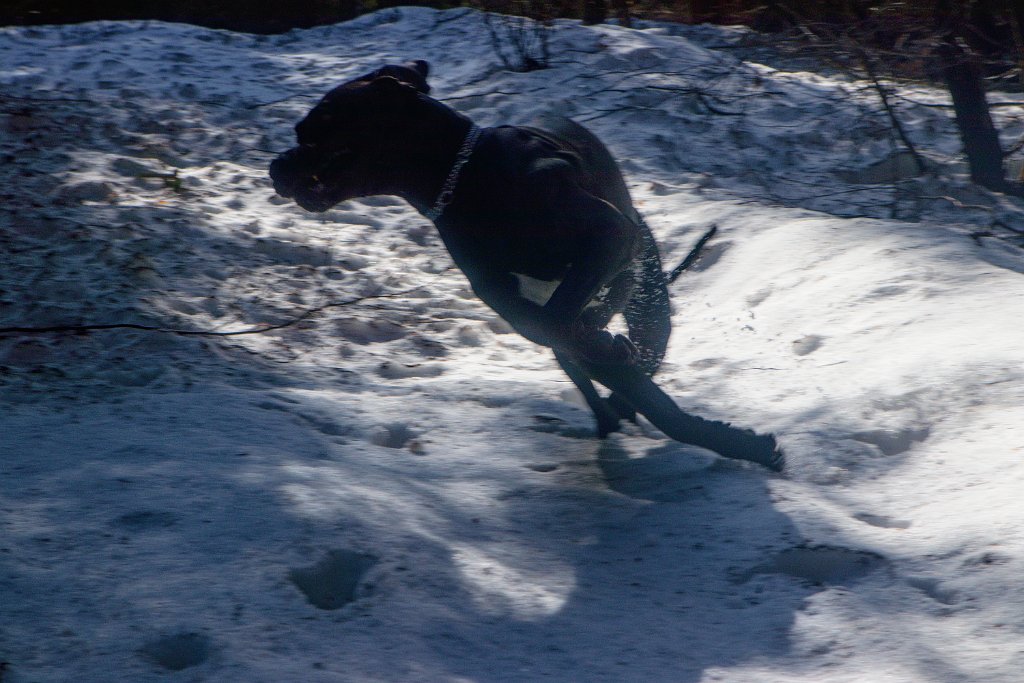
(539, 195), (642, 365)
(465, 272), (567, 348)
(554, 351), (624, 437)
(462, 193), (638, 358)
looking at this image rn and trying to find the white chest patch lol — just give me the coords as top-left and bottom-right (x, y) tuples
(512, 273), (610, 309)
(513, 273), (561, 306)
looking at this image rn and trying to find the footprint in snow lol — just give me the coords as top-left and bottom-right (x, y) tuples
(735, 545), (888, 585)
(334, 317), (407, 345)
(907, 576), (959, 605)
(368, 422), (419, 449)
(252, 237), (332, 267)
(854, 512), (912, 530)
(289, 550), (377, 610)
(138, 632), (212, 671)
(851, 426), (931, 456)
(791, 334), (825, 356)
(112, 510), (178, 530)
(376, 360), (444, 379)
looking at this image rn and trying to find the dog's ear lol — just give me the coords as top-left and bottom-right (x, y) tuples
(367, 75), (423, 104)
(395, 60), (430, 94)
(374, 62), (430, 94)
(348, 62), (431, 95)
(407, 60), (429, 79)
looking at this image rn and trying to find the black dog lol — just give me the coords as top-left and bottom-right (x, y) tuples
(271, 60), (671, 437)
(271, 62), (783, 470)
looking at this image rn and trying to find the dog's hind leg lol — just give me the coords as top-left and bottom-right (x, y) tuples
(599, 221), (671, 425)
(573, 268), (641, 430)
(555, 351), (623, 438)
(561, 222), (668, 433)
(580, 358), (784, 471)
(622, 220), (672, 376)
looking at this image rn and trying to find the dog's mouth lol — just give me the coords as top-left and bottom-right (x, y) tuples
(269, 146), (356, 213)
(288, 178), (341, 213)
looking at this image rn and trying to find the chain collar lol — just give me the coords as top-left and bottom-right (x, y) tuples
(423, 124), (482, 222)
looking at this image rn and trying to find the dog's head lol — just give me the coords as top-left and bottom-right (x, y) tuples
(269, 60), (433, 212)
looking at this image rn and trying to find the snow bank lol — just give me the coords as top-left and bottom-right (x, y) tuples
(2, 8), (1023, 682)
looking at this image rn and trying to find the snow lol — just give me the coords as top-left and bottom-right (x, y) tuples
(2, 7), (1024, 681)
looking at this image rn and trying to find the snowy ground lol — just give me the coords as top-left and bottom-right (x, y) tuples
(2, 8), (1024, 682)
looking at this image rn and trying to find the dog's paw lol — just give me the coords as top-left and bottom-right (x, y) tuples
(573, 326), (639, 366)
(608, 334), (640, 365)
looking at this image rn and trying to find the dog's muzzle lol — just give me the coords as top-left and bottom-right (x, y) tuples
(269, 147), (307, 199)
(269, 146), (347, 212)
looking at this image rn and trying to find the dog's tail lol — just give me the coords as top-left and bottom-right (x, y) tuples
(667, 224), (717, 284)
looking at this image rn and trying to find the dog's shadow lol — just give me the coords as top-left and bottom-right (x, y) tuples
(423, 425), (815, 681)
(596, 438), (721, 502)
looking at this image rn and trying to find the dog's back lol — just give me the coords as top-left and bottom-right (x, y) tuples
(520, 115), (637, 223)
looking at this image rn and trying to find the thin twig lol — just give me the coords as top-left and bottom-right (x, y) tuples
(246, 94), (310, 110)
(858, 48), (927, 176)
(0, 278), (449, 339)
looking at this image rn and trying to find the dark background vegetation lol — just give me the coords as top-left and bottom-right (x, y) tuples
(3, 1), (1024, 193)
(2, 1), (1010, 36)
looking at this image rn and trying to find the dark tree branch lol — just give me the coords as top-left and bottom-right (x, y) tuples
(857, 48), (928, 176)
(0, 279), (448, 339)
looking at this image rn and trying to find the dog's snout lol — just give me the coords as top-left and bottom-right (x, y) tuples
(269, 145), (341, 212)
(269, 151), (301, 198)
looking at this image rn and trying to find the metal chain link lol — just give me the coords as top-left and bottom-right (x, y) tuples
(424, 124), (482, 222)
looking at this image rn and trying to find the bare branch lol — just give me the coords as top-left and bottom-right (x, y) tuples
(857, 47), (928, 176)
(0, 277), (450, 339)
